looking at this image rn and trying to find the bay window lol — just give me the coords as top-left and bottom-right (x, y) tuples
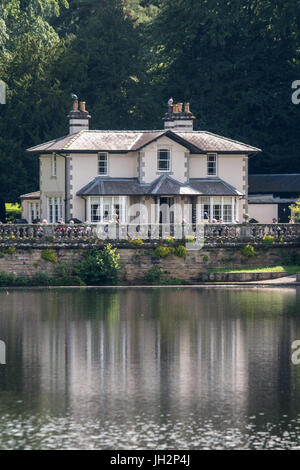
(89, 196), (128, 223)
(30, 202), (40, 223)
(47, 197), (62, 223)
(199, 196), (236, 223)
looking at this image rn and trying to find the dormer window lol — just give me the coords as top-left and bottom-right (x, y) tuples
(157, 149), (170, 172)
(98, 152), (108, 176)
(207, 153), (217, 176)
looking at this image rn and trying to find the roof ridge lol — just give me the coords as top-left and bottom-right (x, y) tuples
(64, 130), (85, 149)
(83, 130), (165, 133)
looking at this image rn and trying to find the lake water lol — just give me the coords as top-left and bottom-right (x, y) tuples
(0, 287), (300, 450)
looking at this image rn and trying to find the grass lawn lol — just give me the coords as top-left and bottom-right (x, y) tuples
(209, 266), (300, 275)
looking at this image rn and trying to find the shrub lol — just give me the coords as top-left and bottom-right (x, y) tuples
(165, 237), (175, 245)
(54, 262), (83, 286)
(6, 247), (16, 255)
(31, 272), (52, 286)
(174, 245), (187, 258)
(262, 235), (275, 245)
(128, 238), (144, 247)
(202, 255), (209, 262)
(144, 266), (162, 284)
(0, 272), (15, 286)
(153, 246), (173, 258)
(75, 244), (120, 285)
(41, 249), (58, 263)
(241, 244), (256, 258)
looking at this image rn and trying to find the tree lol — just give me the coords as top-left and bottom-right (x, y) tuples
(149, 0), (300, 173)
(54, 0), (146, 130)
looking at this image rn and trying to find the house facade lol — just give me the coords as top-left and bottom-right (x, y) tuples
(24, 98), (261, 225)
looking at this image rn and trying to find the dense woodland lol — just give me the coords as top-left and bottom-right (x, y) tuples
(0, 0), (300, 218)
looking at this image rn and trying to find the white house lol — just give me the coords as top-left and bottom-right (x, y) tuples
(22, 98), (261, 225)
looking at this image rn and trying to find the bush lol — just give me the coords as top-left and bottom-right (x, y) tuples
(165, 237), (175, 245)
(41, 249), (58, 263)
(144, 266), (162, 284)
(31, 272), (52, 286)
(75, 244), (120, 285)
(5, 203), (21, 223)
(262, 235), (275, 245)
(54, 262), (84, 286)
(0, 272), (15, 286)
(153, 246), (173, 258)
(241, 244), (256, 258)
(128, 238), (144, 246)
(174, 245), (187, 258)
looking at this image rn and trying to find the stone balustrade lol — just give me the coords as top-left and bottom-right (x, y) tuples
(0, 223), (299, 245)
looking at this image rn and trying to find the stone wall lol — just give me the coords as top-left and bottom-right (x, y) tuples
(0, 243), (299, 283)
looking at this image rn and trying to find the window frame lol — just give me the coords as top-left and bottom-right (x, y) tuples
(51, 153), (57, 178)
(157, 148), (171, 172)
(98, 152), (108, 176)
(47, 196), (62, 224)
(207, 153), (217, 176)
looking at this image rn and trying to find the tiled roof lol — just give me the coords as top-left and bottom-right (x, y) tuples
(77, 176), (240, 197)
(148, 175), (201, 195)
(189, 178), (242, 196)
(249, 174), (300, 194)
(19, 191), (40, 199)
(27, 130), (260, 154)
(77, 178), (147, 196)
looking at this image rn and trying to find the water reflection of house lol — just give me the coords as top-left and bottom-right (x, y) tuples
(8, 289), (298, 420)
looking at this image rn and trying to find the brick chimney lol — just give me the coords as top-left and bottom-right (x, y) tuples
(68, 94), (91, 134)
(163, 99), (195, 131)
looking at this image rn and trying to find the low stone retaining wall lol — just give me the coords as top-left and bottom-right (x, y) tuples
(0, 243), (299, 283)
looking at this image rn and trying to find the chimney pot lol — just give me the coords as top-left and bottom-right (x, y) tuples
(184, 102), (190, 114)
(80, 101), (86, 113)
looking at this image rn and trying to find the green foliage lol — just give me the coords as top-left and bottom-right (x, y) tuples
(174, 245), (187, 258)
(153, 244), (186, 258)
(262, 235), (275, 245)
(75, 244), (120, 285)
(54, 261), (83, 285)
(41, 248), (58, 263)
(281, 251), (300, 266)
(144, 266), (162, 284)
(0, 272), (15, 286)
(202, 255), (209, 262)
(152, 246), (172, 258)
(0, 247), (16, 256)
(241, 244), (256, 258)
(128, 237), (144, 246)
(5, 203), (21, 222)
(290, 198), (300, 222)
